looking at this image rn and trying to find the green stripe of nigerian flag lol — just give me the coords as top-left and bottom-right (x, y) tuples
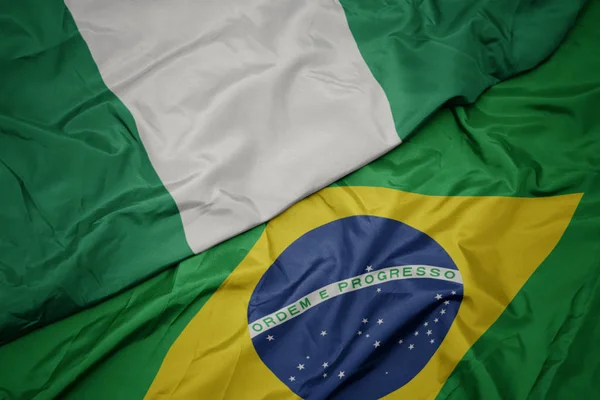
(0, 1), (192, 342)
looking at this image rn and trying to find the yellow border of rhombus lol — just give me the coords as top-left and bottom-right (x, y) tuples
(145, 186), (581, 400)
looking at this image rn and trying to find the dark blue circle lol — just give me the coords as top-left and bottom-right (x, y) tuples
(248, 216), (463, 400)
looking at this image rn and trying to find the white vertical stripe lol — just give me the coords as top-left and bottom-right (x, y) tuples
(66, 0), (400, 253)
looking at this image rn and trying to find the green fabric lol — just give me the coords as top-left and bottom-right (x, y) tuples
(1, 0), (599, 399)
(0, 225), (265, 400)
(0, 1), (192, 343)
(340, 0), (587, 139)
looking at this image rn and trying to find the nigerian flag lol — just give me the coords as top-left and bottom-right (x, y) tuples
(1, 0), (599, 399)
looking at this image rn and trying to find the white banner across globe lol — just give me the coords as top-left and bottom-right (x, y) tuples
(248, 264), (463, 338)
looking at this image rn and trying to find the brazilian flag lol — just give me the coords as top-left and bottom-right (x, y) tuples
(1, 0), (599, 399)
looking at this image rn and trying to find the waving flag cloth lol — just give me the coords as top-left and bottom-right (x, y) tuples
(144, 4), (600, 398)
(0, 0), (586, 344)
(1, 0), (599, 399)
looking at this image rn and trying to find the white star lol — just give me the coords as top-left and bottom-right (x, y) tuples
(434, 318), (439, 323)
(435, 293), (442, 300)
(440, 309), (446, 315)
(430, 339), (435, 344)
(373, 341), (381, 348)
(444, 300), (450, 305)
(451, 290), (457, 295)
(366, 266), (373, 272)
(424, 322), (429, 327)
(398, 339), (403, 344)
(362, 318), (368, 324)
(297, 364), (305, 370)
(323, 373), (327, 378)
(386, 372), (389, 375)
(426, 330), (432, 336)
(409, 344), (415, 350)
(266, 335), (274, 341)
(366, 334), (370, 338)
(357, 330), (362, 335)
(377, 319), (384, 325)
(289, 376), (296, 382)
(322, 362), (329, 368)
(338, 371), (345, 379)
(377, 288), (382, 293)
(306, 356), (310, 359)
(414, 331), (419, 336)
(321, 330), (327, 336)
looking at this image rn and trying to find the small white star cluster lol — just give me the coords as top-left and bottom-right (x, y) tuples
(264, 267), (461, 385)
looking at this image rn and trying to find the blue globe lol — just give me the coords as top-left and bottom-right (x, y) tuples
(248, 216), (463, 399)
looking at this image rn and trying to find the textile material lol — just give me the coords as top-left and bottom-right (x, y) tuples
(0, 0), (598, 399)
(1, 0), (582, 342)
